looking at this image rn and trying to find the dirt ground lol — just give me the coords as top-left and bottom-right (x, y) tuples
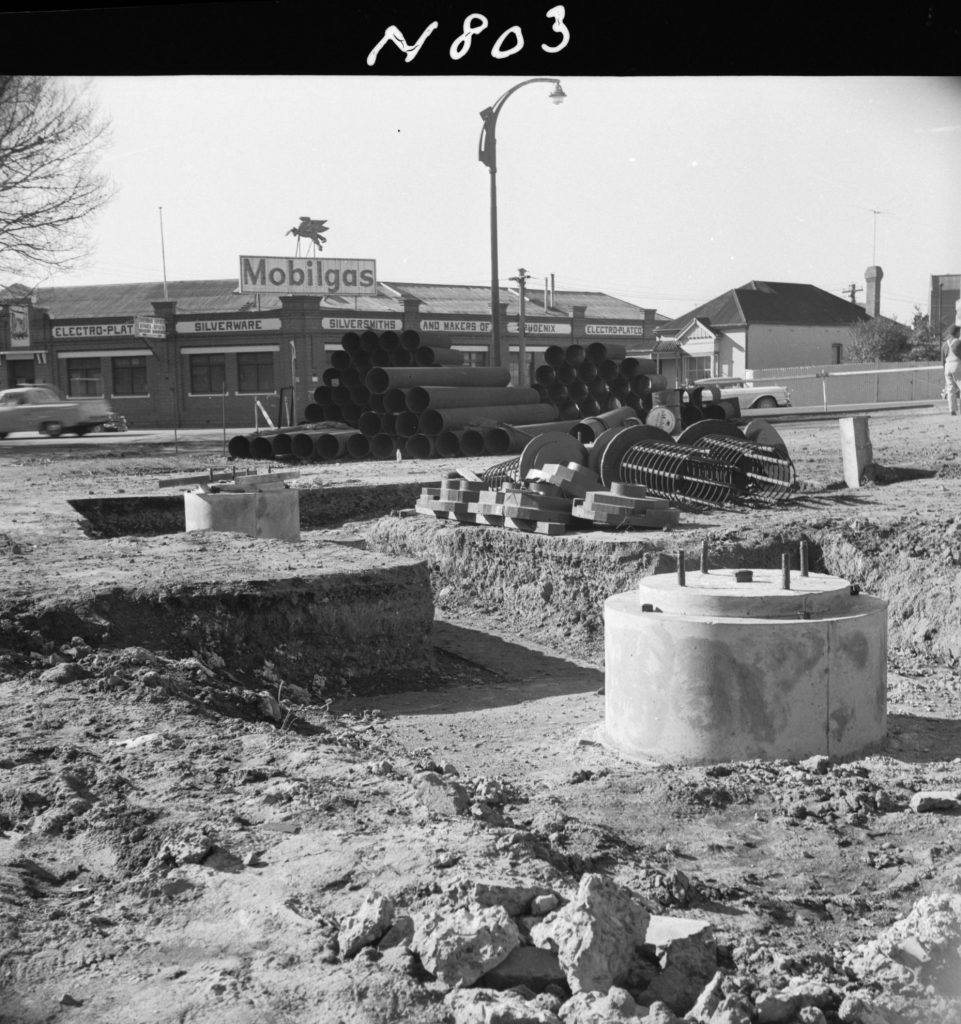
(1, 410), (961, 1024)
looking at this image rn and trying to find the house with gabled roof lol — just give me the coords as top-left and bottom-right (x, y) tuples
(651, 278), (875, 385)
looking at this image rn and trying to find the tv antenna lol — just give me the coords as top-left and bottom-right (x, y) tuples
(867, 208), (890, 265)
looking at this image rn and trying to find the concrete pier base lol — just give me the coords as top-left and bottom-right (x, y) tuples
(185, 489), (301, 542)
(604, 569), (888, 764)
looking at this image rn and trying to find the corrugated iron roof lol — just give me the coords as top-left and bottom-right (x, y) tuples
(656, 281), (873, 334)
(19, 278), (662, 323)
(31, 280), (282, 318)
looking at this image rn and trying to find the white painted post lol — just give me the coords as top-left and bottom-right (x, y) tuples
(839, 415), (873, 488)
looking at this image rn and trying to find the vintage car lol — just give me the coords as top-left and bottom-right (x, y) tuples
(692, 377), (792, 409)
(0, 385), (113, 438)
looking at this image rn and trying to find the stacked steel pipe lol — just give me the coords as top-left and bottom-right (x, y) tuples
(229, 333), (677, 463)
(539, 342), (663, 422)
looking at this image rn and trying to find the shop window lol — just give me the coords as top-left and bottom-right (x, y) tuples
(237, 351), (275, 393)
(460, 350), (489, 368)
(66, 358), (103, 397)
(112, 356), (147, 396)
(189, 353), (226, 395)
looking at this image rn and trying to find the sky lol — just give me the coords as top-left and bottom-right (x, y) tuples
(34, 75), (961, 324)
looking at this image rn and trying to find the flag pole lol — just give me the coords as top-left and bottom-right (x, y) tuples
(158, 206), (169, 300)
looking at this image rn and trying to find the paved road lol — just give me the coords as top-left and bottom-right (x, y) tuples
(0, 404), (945, 455)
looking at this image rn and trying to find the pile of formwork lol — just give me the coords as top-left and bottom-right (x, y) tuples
(414, 459), (682, 536)
(228, 333), (675, 464)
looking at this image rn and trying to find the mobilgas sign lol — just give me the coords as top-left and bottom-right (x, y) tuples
(239, 256), (377, 295)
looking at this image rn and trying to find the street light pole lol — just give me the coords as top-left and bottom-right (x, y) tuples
(478, 78), (565, 374)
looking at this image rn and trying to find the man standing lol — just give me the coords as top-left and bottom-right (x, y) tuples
(943, 324), (961, 415)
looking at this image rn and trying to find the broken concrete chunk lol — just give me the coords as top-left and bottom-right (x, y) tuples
(686, 970), (726, 1021)
(909, 790), (961, 813)
(337, 892), (394, 958)
(471, 880), (556, 917)
(706, 994), (756, 1024)
(532, 893), (561, 916)
(412, 900), (521, 988)
(844, 893), (961, 994)
(445, 987), (562, 1024)
(39, 662), (89, 685)
(558, 985), (646, 1023)
(477, 944), (567, 994)
(640, 914), (717, 1014)
(837, 993), (896, 1023)
(414, 771), (470, 817)
(377, 913), (414, 950)
(530, 873), (650, 994)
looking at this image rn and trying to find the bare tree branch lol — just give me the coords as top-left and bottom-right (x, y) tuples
(0, 76), (115, 278)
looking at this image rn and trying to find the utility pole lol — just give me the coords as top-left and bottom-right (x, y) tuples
(868, 209), (889, 265)
(510, 267), (530, 388)
(845, 283), (863, 304)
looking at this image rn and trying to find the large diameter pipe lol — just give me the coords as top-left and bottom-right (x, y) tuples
(358, 411), (383, 437)
(400, 330), (455, 352)
(346, 432), (371, 459)
(249, 434), (276, 460)
(227, 434), (252, 459)
(407, 385), (542, 414)
(484, 419), (582, 455)
(435, 429), (486, 457)
(395, 411), (420, 438)
(564, 345), (586, 366)
(360, 330), (381, 353)
(290, 431), (328, 460)
(460, 428), (487, 456)
(371, 433), (398, 459)
(366, 365), (511, 394)
(414, 346), (465, 366)
(586, 341), (627, 362)
(383, 388), (411, 413)
(418, 402), (558, 436)
(271, 432), (295, 457)
(316, 430), (360, 460)
(405, 433), (436, 459)
(572, 406), (641, 443)
(620, 357), (659, 378)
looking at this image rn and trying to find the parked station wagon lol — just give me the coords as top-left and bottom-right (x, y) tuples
(692, 377), (792, 409)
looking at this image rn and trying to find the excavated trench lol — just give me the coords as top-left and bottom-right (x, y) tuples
(48, 484), (961, 714)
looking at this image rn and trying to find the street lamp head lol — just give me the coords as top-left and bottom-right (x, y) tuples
(549, 81), (566, 105)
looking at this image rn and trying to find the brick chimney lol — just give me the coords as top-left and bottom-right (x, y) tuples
(865, 266), (883, 318)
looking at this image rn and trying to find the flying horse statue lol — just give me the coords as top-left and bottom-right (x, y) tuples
(287, 217), (329, 255)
